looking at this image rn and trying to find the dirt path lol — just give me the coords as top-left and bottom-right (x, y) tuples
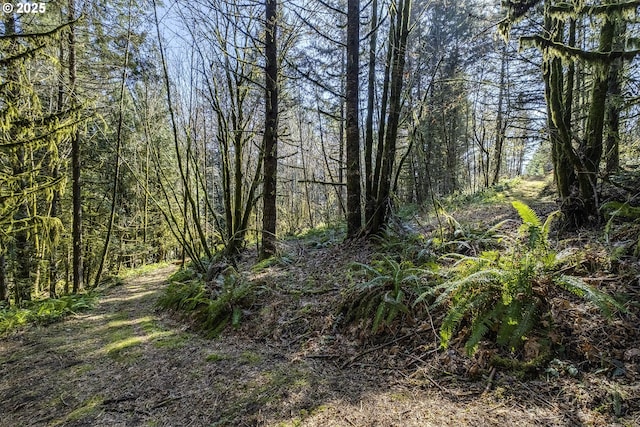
(0, 265), (627, 426)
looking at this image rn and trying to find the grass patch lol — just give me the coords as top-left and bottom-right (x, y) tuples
(119, 261), (171, 280)
(53, 395), (103, 425)
(152, 333), (188, 349)
(206, 352), (232, 362)
(239, 351), (262, 365)
(104, 326), (143, 361)
(0, 293), (98, 336)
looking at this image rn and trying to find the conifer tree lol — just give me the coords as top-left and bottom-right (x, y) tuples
(0, 12), (77, 304)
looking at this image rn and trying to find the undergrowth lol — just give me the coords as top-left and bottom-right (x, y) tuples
(0, 293), (98, 336)
(157, 266), (256, 337)
(341, 256), (432, 334)
(421, 201), (625, 356)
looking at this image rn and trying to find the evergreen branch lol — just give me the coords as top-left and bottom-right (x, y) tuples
(548, 1), (640, 17)
(521, 35), (640, 62)
(0, 19), (78, 40)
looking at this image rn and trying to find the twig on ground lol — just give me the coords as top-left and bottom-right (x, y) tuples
(102, 395), (137, 405)
(151, 396), (184, 409)
(483, 367), (497, 395)
(341, 332), (414, 369)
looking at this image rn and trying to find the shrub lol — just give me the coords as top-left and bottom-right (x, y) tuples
(341, 256), (432, 333)
(157, 267), (256, 337)
(418, 201), (624, 355)
(0, 293), (98, 336)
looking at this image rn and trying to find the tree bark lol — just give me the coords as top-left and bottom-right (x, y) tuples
(369, 0), (411, 234)
(491, 42), (508, 185)
(345, 0), (362, 237)
(70, 0), (83, 293)
(261, 0), (278, 259)
(364, 0), (378, 222)
(605, 20), (625, 175)
(0, 255), (7, 307)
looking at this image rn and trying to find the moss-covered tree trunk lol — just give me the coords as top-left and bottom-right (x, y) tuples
(345, 0), (362, 237)
(69, 0), (84, 293)
(579, 11), (615, 217)
(261, 0), (278, 258)
(0, 254), (7, 307)
(605, 20), (625, 175)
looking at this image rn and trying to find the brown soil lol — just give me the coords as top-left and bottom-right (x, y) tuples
(1, 185), (639, 426)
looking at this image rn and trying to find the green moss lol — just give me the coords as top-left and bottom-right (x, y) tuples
(53, 395), (103, 425)
(153, 334), (188, 349)
(206, 353), (231, 362)
(239, 351), (262, 365)
(119, 262), (170, 279)
(104, 325), (144, 361)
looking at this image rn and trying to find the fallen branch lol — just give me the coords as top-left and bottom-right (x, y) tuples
(483, 367), (497, 394)
(341, 332), (414, 369)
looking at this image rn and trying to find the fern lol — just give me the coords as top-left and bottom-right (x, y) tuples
(554, 275), (625, 317)
(512, 200), (541, 227)
(511, 200), (560, 250)
(465, 300), (507, 354)
(342, 257), (429, 333)
(428, 202), (623, 357)
(508, 298), (540, 350)
(0, 294), (97, 335)
(158, 268), (256, 337)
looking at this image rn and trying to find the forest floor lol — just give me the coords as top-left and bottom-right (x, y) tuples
(1, 178), (639, 426)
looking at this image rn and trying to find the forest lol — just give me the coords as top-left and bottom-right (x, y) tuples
(1, 0), (640, 425)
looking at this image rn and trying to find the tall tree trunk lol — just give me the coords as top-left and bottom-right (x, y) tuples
(49, 32), (66, 299)
(364, 0), (378, 222)
(5, 12), (32, 304)
(49, 161), (60, 298)
(69, 0), (83, 293)
(94, 0), (132, 286)
(261, 0), (278, 259)
(369, 21), (394, 226)
(580, 11), (614, 215)
(492, 42), (508, 185)
(369, 0), (411, 234)
(298, 105), (314, 228)
(605, 20), (625, 175)
(345, 0), (362, 237)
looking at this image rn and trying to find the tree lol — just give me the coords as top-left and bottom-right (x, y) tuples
(261, 0), (279, 258)
(501, 0), (640, 225)
(69, 0), (83, 292)
(366, 0), (412, 234)
(0, 10), (77, 304)
(94, 0), (133, 286)
(344, 0), (362, 237)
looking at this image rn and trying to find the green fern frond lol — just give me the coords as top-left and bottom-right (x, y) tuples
(350, 262), (381, 277)
(512, 201), (541, 227)
(554, 275), (625, 317)
(465, 301), (507, 355)
(487, 219), (517, 234)
(496, 299), (523, 347)
(541, 210), (562, 240)
(440, 292), (474, 348)
(601, 201), (640, 219)
(372, 301), (387, 332)
(508, 298), (540, 350)
(428, 268), (505, 308)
